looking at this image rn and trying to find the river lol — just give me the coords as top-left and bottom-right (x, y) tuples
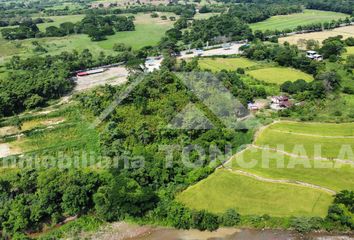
(129, 228), (354, 240)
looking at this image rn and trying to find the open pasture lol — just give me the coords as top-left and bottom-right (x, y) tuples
(246, 67), (313, 84)
(250, 10), (349, 32)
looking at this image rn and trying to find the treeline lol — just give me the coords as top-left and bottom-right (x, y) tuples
(219, 0), (354, 15)
(0, 17), (52, 27)
(256, 16), (354, 40)
(0, 168), (158, 239)
(242, 42), (321, 75)
(1, 15), (135, 41)
(227, 3), (302, 23)
(0, 49), (138, 117)
(43, 4), (198, 19)
(306, 0), (354, 15)
(159, 15), (252, 50)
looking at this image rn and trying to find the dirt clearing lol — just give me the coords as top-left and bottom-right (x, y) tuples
(74, 66), (128, 92)
(279, 25), (354, 48)
(0, 143), (21, 158)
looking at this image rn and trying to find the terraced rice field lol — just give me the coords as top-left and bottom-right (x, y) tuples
(178, 121), (354, 217)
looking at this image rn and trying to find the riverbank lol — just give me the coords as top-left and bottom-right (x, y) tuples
(79, 221), (354, 240)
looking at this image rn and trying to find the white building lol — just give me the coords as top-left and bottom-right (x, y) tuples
(144, 56), (163, 72)
(306, 50), (323, 61)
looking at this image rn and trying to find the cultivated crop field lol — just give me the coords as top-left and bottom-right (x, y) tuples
(178, 121), (354, 217)
(198, 57), (258, 71)
(247, 67), (313, 84)
(279, 25), (354, 48)
(0, 106), (100, 161)
(250, 10), (349, 31)
(177, 169), (333, 217)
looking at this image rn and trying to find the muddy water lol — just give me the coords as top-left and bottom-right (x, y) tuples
(130, 228), (354, 240)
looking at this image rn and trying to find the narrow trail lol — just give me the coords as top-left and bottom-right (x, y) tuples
(270, 129), (354, 139)
(224, 168), (337, 195)
(251, 144), (354, 165)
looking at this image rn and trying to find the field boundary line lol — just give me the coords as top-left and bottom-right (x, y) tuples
(269, 129), (354, 139)
(225, 168), (336, 195)
(251, 144), (354, 165)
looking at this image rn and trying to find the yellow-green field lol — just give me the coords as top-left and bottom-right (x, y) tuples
(247, 67), (314, 84)
(177, 169), (332, 217)
(178, 121), (354, 217)
(250, 10), (349, 31)
(198, 57), (258, 71)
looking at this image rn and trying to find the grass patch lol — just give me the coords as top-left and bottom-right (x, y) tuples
(177, 169), (332, 217)
(344, 46), (354, 59)
(250, 10), (349, 32)
(198, 57), (258, 72)
(193, 12), (220, 20)
(247, 67), (313, 84)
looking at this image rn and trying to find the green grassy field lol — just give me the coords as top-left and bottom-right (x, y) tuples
(177, 169), (333, 217)
(250, 10), (349, 31)
(247, 67), (313, 84)
(178, 121), (354, 217)
(0, 13), (176, 63)
(37, 15), (85, 31)
(198, 57), (259, 71)
(194, 12), (220, 20)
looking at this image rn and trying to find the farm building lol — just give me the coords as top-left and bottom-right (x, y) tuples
(270, 96), (292, 110)
(248, 99), (269, 111)
(144, 56), (163, 72)
(76, 68), (107, 77)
